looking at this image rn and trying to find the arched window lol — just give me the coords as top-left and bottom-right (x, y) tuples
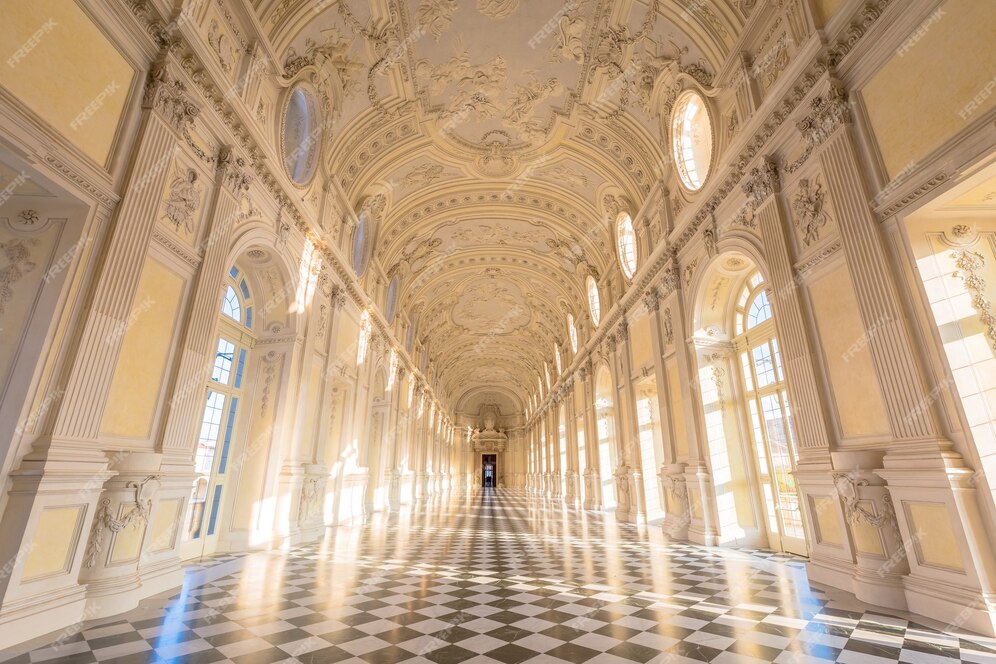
(554, 343), (562, 374)
(545, 362), (551, 390)
(568, 313), (578, 353)
(671, 90), (713, 191)
(616, 212), (638, 279)
(733, 269), (805, 554)
(221, 269), (252, 329)
(352, 212), (372, 277)
(185, 264), (253, 546)
(587, 275), (601, 327)
(222, 285), (241, 322)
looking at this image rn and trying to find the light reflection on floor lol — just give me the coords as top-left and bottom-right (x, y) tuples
(3, 489), (996, 663)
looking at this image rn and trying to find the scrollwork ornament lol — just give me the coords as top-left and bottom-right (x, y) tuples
(742, 159), (780, 208)
(832, 473), (900, 537)
(797, 83), (851, 150)
(144, 61), (200, 130)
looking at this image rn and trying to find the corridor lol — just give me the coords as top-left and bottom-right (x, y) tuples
(3, 491), (994, 664)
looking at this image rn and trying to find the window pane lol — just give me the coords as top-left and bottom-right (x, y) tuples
(747, 290), (772, 328)
(221, 285), (241, 322)
(195, 391), (226, 475)
(212, 338), (236, 384)
(752, 344), (776, 388)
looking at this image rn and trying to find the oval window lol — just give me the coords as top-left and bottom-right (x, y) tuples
(616, 212), (638, 279)
(587, 275), (601, 327)
(282, 85), (322, 185)
(671, 91), (713, 191)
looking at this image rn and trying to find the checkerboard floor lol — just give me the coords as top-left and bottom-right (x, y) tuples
(3, 489), (996, 663)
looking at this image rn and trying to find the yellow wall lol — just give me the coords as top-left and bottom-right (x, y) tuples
(149, 498), (181, 553)
(101, 259), (186, 439)
(231, 357), (282, 531)
(0, 0), (133, 165)
(862, 0), (996, 177)
(304, 356), (324, 459)
(809, 264), (891, 439)
(667, 362), (689, 458)
(336, 315), (360, 369)
(813, 0), (843, 24)
(629, 315), (653, 369)
(811, 496), (842, 546)
(906, 501), (965, 571)
(22, 506), (84, 580)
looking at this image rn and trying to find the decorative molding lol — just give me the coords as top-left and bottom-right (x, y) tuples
(832, 473), (900, 537)
(144, 60), (201, 131)
(83, 475), (161, 568)
(792, 178), (831, 247)
(162, 168), (202, 235)
(298, 475), (326, 521)
(952, 250), (996, 352)
(878, 172), (949, 219)
(152, 227), (201, 268)
(794, 239), (841, 276)
(0, 238), (38, 316)
(663, 307), (674, 346)
(742, 158), (780, 208)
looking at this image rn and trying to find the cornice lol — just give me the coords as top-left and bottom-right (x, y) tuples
(121, 1), (452, 418)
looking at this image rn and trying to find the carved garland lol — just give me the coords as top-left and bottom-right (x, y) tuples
(952, 250), (996, 352)
(83, 475), (162, 568)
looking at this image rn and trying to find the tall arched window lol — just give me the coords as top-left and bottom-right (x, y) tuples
(554, 343), (562, 374)
(671, 90), (713, 191)
(568, 313), (578, 353)
(616, 212), (638, 279)
(185, 265), (252, 547)
(734, 270), (805, 555)
(587, 275), (601, 327)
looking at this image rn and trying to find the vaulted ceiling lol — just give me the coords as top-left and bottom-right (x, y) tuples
(254, 0), (747, 416)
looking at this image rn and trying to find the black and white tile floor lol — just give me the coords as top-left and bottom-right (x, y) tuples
(3, 490), (996, 663)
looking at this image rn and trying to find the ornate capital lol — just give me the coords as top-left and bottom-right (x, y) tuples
(797, 83), (851, 149)
(217, 147), (253, 193)
(143, 61), (199, 130)
(616, 318), (629, 343)
(643, 287), (660, 313)
(742, 158), (780, 209)
(660, 254), (680, 296)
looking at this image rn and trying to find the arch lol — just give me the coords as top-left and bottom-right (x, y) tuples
(594, 363), (617, 510)
(690, 250), (808, 555)
(227, 223), (302, 335)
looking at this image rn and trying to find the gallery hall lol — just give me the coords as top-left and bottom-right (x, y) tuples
(0, 0), (995, 662)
